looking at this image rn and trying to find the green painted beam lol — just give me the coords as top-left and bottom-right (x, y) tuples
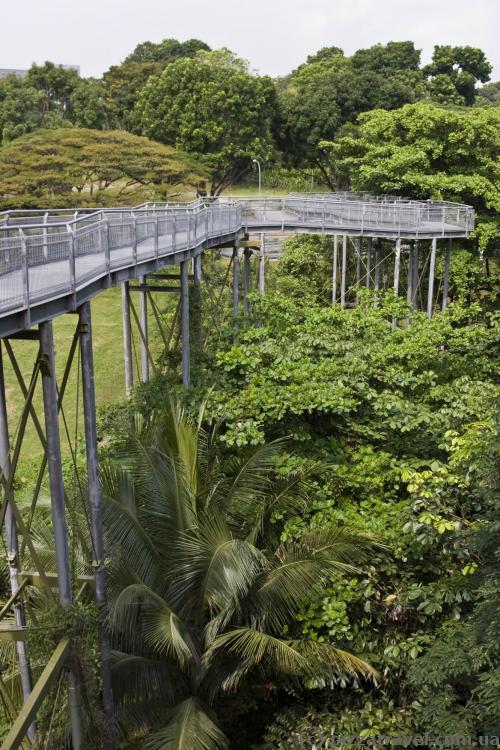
(1, 638), (70, 750)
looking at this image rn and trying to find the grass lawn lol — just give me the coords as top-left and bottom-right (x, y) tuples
(4, 285), (177, 488)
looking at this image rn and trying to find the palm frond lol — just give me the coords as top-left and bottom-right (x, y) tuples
(110, 584), (198, 669)
(143, 697), (228, 750)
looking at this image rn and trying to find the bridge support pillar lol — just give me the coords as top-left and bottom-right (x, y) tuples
(259, 234), (265, 294)
(366, 238), (372, 289)
(194, 254), (202, 288)
(442, 240), (452, 311)
(139, 277), (149, 383)
(407, 244), (414, 307)
(232, 247), (239, 324)
(39, 320), (85, 750)
(392, 239), (401, 327)
(0, 343), (34, 737)
(121, 282), (133, 396)
(412, 242), (420, 309)
(79, 302), (116, 748)
(341, 236), (347, 309)
(373, 240), (381, 307)
(355, 239), (361, 305)
(180, 260), (190, 388)
(243, 248), (251, 321)
(332, 236), (338, 304)
(427, 239), (437, 318)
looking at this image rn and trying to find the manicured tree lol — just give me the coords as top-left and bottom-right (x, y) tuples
(0, 128), (205, 208)
(103, 399), (380, 749)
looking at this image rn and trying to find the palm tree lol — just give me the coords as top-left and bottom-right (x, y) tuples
(102, 399), (382, 749)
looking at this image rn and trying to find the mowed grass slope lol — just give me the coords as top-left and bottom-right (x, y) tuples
(4, 286), (171, 484)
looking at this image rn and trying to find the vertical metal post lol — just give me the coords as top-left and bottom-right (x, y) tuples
(392, 239), (401, 328)
(243, 248), (251, 321)
(39, 321), (84, 750)
(407, 244), (413, 305)
(374, 239), (381, 307)
(139, 277), (149, 383)
(393, 240), (401, 295)
(412, 241), (420, 308)
(332, 235), (338, 304)
(427, 238), (437, 318)
(121, 282), (133, 396)
(341, 235), (347, 309)
(366, 238), (372, 289)
(259, 234), (265, 294)
(232, 247), (239, 322)
(180, 260), (190, 388)
(78, 303), (116, 749)
(0, 344), (34, 738)
(194, 254), (202, 288)
(355, 239), (361, 305)
(442, 239), (452, 311)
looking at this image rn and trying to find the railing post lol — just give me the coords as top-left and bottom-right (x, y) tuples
(132, 216), (138, 264)
(18, 228), (30, 326)
(66, 225), (76, 302)
(103, 215), (111, 276)
(172, 215), (177, 253)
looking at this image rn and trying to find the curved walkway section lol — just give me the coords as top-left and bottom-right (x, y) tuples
(0, 194), (474, 336)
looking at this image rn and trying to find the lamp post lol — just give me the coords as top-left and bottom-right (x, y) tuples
(252, 159), (262, 196)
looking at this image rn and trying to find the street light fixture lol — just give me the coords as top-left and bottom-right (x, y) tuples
(252, 159), (262, 196)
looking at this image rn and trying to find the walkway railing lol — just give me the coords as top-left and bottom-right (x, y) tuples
(0, 194), (474, 319)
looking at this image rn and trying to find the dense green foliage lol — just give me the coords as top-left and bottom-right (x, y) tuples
(322, 103), (500, 254)
(133, 50), (276, 194)
(0, 128), (204, 208)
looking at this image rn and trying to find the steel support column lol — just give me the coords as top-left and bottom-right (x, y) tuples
(355, 239), (361, 305)
(180, 260), (190, 388)
(232, 247), (239, 322)
(366, 238), (372, 289)
(78, 302), (116, 749)
(407, 244), (414, 306)
(139, 276), (149, 383)
(243, 248), (251, 321)
(392, 239), (401, 327)
(332, 236), (338, 303)
(259, 234), (265, 294)
(374, 239), (381, 307)
(0, 343), (34, 738)
(412, 241), (420, 308)
(121, 282), (133, 396)
(341, 235), (347, 309)
(193, 254), (202, 288)
(442, 240), (452, 311)
(427, 239), (437, 319)
(39, 320), (84, 750)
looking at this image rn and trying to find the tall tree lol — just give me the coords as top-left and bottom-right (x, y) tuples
(133, 50), (276, 194)
(424, 45), (492, 105)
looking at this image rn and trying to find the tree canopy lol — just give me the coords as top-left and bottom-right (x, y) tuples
(321, 103), (500, 253)
(133, 50), (276, 194)
(0, 128), (205, 208)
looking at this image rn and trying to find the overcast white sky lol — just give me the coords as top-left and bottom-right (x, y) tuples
(2, 0), (499, 80)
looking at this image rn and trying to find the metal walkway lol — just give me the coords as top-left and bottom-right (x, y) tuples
(0, 194), (473, 336)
